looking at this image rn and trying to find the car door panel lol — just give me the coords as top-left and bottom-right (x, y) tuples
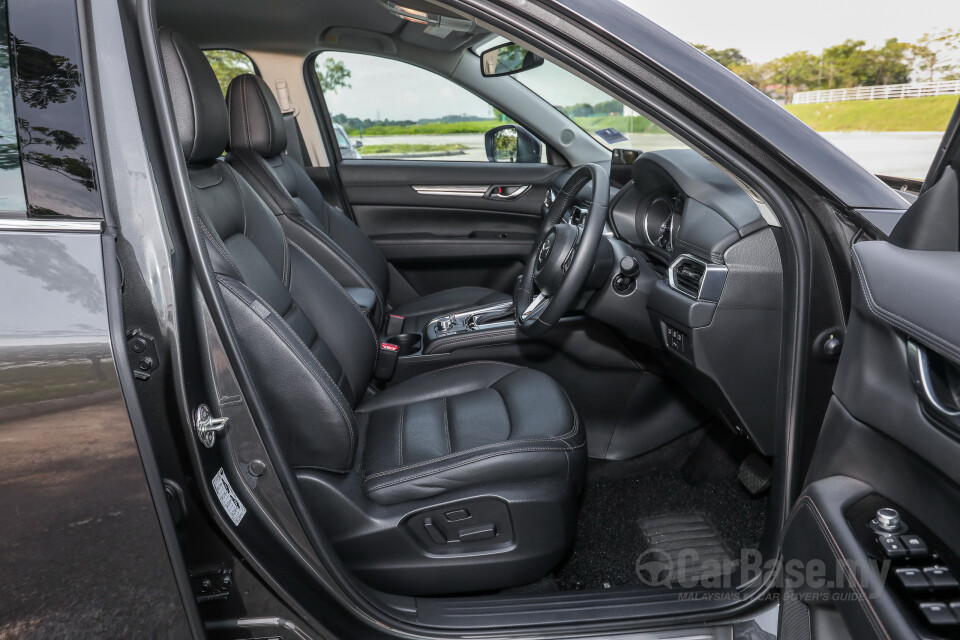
(336, 160), (564, 295)
(779, 242), (960, 640)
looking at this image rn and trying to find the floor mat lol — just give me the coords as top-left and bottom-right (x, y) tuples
(637, 512), (734, 586)
(549, 429), (768, 591)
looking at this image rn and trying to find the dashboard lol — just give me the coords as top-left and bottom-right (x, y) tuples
(559, 150), (785, 456)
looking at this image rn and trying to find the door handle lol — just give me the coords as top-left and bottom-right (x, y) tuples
(907, 340), (960, 431)
(485, 185), (530, 200)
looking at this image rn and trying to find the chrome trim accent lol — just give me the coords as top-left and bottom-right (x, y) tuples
(667, 254), (728, 302)
(412, 185), (488, 197)
(907, 339), (960, 429)
(430, 301), (516, 335)
(0, 218), (103, 233)
(487, 184), (531, 200)
(194, 404), (230, 448)
(521, 292), (548, 320)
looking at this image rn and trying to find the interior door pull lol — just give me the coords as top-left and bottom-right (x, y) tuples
(485, 185), (530, 200)
(907, 340), (960, 431)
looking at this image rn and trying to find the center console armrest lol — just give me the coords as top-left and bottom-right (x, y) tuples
(346, 287), (377, 319)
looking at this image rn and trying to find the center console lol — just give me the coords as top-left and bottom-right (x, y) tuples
(376, 301), (521, 382)
(424, 301), (516, 344)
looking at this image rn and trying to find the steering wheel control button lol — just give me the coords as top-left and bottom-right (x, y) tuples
(919, 603), (957, 626)
(901, 534), (929, 558)
(878, 534), (908, 558)
(925, 567), (960, 590)
(895, 567), (929, 590)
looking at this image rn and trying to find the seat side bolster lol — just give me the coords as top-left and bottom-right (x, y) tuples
(363, 440), (582, 505)
(286, 242), (379, 398)
(218, 275), (357, 471)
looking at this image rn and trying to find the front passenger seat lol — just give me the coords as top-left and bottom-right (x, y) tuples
(224, 73), (511, 333)
(158, 28), (585, 596)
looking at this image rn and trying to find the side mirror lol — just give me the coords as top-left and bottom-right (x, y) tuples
(480, 42), (544, 77)
(353, 140), (364, 150)
(484, 124), (542, 163)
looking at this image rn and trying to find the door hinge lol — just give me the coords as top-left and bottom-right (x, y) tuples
(189, 564), (233, 604)
(126, 329), (159, 380)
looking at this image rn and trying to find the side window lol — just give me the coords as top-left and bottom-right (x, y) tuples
(203, 49), (256, 96)
(0, 0), (25, 214)
(314, 52), (543, 163)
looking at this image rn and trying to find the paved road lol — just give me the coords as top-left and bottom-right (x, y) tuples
(358, 131), (942, 180)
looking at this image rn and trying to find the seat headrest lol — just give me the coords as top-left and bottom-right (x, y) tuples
(157, 28), (229, 163)
(226, 74), (287, 157)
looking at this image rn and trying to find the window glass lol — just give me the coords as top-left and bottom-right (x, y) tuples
(612, 0), (960, 179)
(314, 52), (543, 162)
(0, 0), (26, 213)
(477, 36), (688, 154)
(203, 49), (256, 96)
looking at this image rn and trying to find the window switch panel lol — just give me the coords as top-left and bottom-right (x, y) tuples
(919, 602), (957, 626)
(895, 567), (929, 590)
(900, 534), (929, 558)
(878, 534), (908, 558)
(924, 566), (959, 590)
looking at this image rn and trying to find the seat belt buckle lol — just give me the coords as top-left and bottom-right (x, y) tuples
(386, 314), (404, 335)
(375, 342), (399, 381)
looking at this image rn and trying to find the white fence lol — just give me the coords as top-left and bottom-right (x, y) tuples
(793, 80), (960, 105)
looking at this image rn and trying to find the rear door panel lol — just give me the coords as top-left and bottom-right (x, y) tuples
(336, 160), (564, 296)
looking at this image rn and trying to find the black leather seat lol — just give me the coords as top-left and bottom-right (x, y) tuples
(223, 73), (511, 333)
(158, 28), (585, 595)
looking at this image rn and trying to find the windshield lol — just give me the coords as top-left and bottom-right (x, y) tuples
(479, 39), (688, 153)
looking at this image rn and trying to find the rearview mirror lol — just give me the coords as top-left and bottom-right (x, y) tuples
(480, 42), (544, 77)
(484, 124), (542, 163)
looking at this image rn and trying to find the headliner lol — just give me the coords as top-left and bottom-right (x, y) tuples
(156, 0), (477, 55)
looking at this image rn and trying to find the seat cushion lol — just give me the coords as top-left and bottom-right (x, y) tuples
(392, 287), (511, 333)
(356, 362), (585, 505)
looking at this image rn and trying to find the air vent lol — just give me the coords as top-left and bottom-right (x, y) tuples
(668, 255), (728, 302)
(673, 259), (705, 297)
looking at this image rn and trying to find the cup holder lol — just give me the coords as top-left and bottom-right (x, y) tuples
(386, 333), (421, 356)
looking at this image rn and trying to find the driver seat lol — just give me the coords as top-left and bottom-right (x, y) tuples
(158, 28), (585, 594)
(223, 72), (511, 333)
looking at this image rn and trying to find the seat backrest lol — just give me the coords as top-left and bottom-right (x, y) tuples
(158, 28), (378, 472)
(224, 74), (391, 309)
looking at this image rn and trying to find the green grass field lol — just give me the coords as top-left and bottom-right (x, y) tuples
(346, 113), (665, 138)
(786, 95), (960, 132)
(343, 95), (958, 139)
(345, 121), (501, 136)
(571, 114), (664, 134)
(362, 143), (467, 154)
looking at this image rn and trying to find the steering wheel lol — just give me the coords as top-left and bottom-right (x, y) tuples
(515, 163), (609, 336)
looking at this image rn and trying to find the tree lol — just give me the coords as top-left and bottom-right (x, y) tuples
(765, 51), (819, 103)
(693, 44), (748, 69)
(318, 58), (352, 94)
(592, 99), (623, 115)
(868, 38), (910, 86)
(203, 50), (254, 95)
(908, 30), (960, 82)
(563, 103), (595, 118)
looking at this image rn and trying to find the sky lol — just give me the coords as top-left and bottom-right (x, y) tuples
(323, 1), (960, 121)
(616, 0), (960, 63)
